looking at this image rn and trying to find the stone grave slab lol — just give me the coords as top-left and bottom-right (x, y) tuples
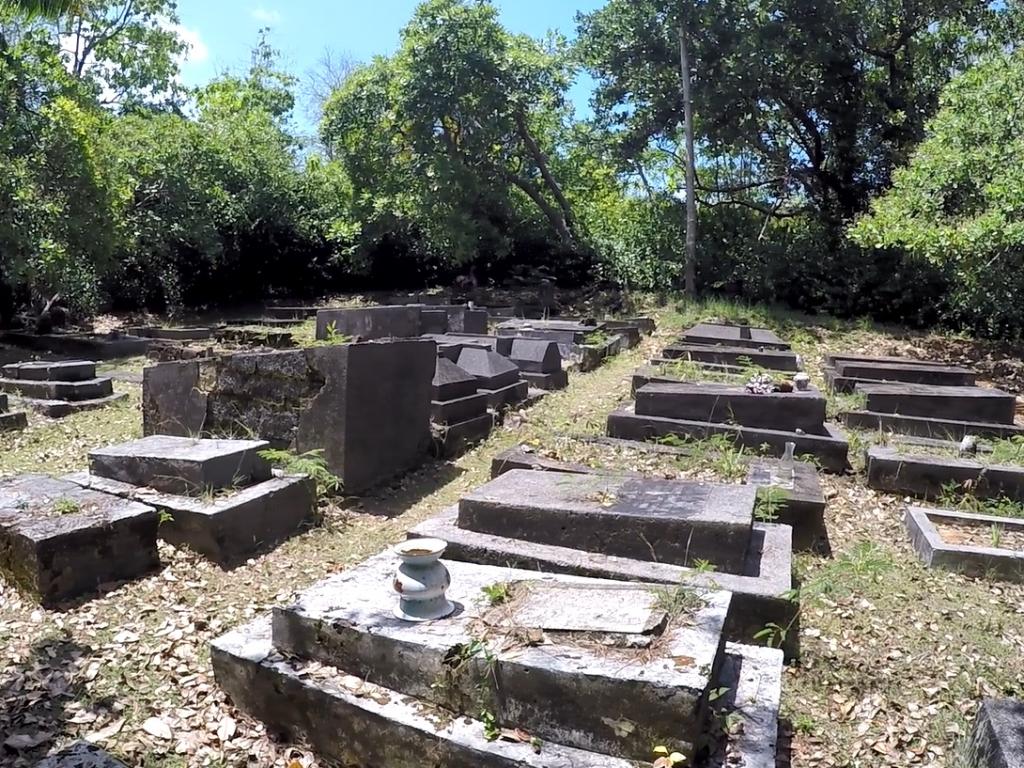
(35, 742), (130, 768)
(855, 383), (1016, 425)
(19, 392), (129, 419)
(905, 507), (1024, 583)
(680, 323), (790, 351)
(0, 475), (158, 606)
(142, 341), (435, 494)
(747, 459), (828, 553)
(434, 357), (481, 401)
(411, 507), (799, 660)
(491, 445), (606, 478)
(867, 446), (1024, 502)
(127, 326), (218, 341)
(456, 347), (521, 389)
(315, 306), (423, 341)
(0, 332), (150, 359)
(711, 643), (784, 768)
(969, 697), (1024, 768)
(423, 305), (489, 335)
(0, 376), (113, 402)
(480, 379), (530, 410)
(432, 392), (491, 424)
(265, 305), (320, 319)
(825, 353), (953, 368)
(66, 470), (316, 567)
(635, 382), (828, 433)
(89, 436), (272, 496)
(607, 405), (851, 473)
(840, 410), (1024, 440)
(662, 344), (800, 372)
(212, 616), (634, 768)
(0, 393), (27, 432)
(508, 338), (562, 373)
(832, 360), (975, 388)
(270, 552), (730, 761)
(2, 360), (96, 381)
(432, 413), (494, 458)
(458, 469), (755, 572)
(634, 364), (748, 393)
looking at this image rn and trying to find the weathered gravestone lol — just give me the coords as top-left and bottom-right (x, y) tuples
(142, 341), (435, 493)
(855, 383), (1016, 425)
(1, 360), (126, 417)
(0, 475), (159, 606)
(315, 306), (423, 341)
(0, 392), (27, 432)
(662, 343), (801, 372)
(431, 357), (493, 457)
(680, 323), (790, 351)
(455, 347), (529, 410)
(68, 436), (316, 566)
(968, 698), (1024, 768)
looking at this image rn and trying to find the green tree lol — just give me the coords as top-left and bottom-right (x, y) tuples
(851, 52), (1024, 337)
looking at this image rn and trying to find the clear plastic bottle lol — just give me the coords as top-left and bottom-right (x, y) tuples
(771, 442), (797, 489)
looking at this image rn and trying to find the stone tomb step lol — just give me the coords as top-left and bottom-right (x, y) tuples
(855, 383), (1017, 425)
(662, 343), (800, 372)
(680, 323), (790, 351)
(270, 553), (730, 761)
(607, 405), (851, 474)
(867, 446), (1024, 502)
(411, 507), (800, 660)
(65, 471), (316, 567)
(458, 469), (755, 573)
(636, 381), (828, 434)
(20, 392), (129, 419)
(212, 616), (635, 768)
(840, 410), (1024, 440)
(520, 369), (569, 390)
(2, 359), (97, 382)
(89, 436), (273, 496)
(431, 391), (491, 424)
(0, 376), (113, 402)
(834, 360), (976, 387)
(431, 412), (495, 459)
(0, 475), (159, 606)
(0, 409), (28, 432)
(969, 697), (1024, 768)
(481, 379), (530, 411)
(747, 459), (828, 553)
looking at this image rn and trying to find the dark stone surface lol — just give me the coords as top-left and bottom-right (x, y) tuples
(20, 392), (129, 419)
(867, 447), (1024, 502)
(840, 410), (1024, 440)
(2, 360), (96, 382)
(143, 342), (435, 494)
(420, 309), (450, 335)
(0, 377), (113, 402)
(67, 471), (316, 567)
(34, 741), (130, 768)
(459, 469), (755, 572)
(456, 347), (521, 389)
(635, 382), (828, 434)
(127, 326), (218, 341)
(437, 305), (489, 334)
(212, 616), (634, 768)
(607, 406), (850, 473)
(520, 370), (569, 390)
(0, 410), (27, 432)
(747, 460), (828, 553)
(969, 698), (1024, 768)
(431, 392), (490, 424)
(432, 412), (494, 458)
(508, 338), (562, 373)
(315, 306), (423, 341)
(825, 353), (951, 368)
(494, 324), (588, 345)
(0, 475), (159, 606)
(835, 360), (976, 387)
(433, 357), (480, 401)
(662, 344), (800, 372)
(0, 332), (150, 359)
(89, 436), (272, 495)
(680, 323), (790, 351)
(265, 305), (319, 320)
(490, 446), (607, 479)
(856, 383), (1017, 425)
(480, 379), (529, 410)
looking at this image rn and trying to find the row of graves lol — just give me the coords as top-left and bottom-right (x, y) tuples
(826, 352), (1024, 766)
(0, 360), (127, 432)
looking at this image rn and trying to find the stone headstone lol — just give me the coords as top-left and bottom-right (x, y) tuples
(455, 347), (521, 389)
(433, 357), (480, 401)
(315, 306), (423, 341)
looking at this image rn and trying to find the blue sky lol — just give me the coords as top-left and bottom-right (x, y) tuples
(173, 0), (605, 129)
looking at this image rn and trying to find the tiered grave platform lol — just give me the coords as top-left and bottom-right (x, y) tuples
(429, 334), (569, 390)
(1, 360), (126, 417)
(431, 358), (494, 457)
(662, 343), (801, 372)
(825, 353), (977, 393)
(212, 551), (784, 767)
(411, 469), (799, 659)
(608, 381), (850, 472)
(456, 347), (530, 410)
(0, 475), (159, 606)
(679, 323), (790, 351)
(0, 392), (27, 432)
(494, 319), (626, 372)
(66, 436), (316, 566)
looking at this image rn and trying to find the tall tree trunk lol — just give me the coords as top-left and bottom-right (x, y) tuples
(679, 24), (698, 298)
(513, 109), (578, 237)
(502, 167), (575, 246)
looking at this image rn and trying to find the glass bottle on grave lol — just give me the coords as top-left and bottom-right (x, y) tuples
(771, 442), (796, 489)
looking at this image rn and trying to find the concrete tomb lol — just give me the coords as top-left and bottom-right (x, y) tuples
(455, 347), (529, 410)
(427, 334), (568, 390)
(67, 436), (315, 567)
(494, 319), (625, 372)
(905, 506), (1024, 583)
(855, 383), (1016, 425)
(840, 410), (1024, 441)
(431, 357), (494, 457)
(968, 698), (1024, 768)
(412, 470), (799, 659)
(0, 392), (28, 432)
(1, 360), (126, 417)
(825, 357), (976, 393)
(608, 381), (850, 473)
(315, 306), (424, 341)
(662, 343), (801, 372)
(0, 474), (159, 606)
(679, 323), (790, 351)
(211, 549), (783, 767)
(747, 458), (829, 553)
(142, 341), (435, 493)
(867, 446), (1024, 502)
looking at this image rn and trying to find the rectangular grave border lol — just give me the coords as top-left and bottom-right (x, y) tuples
(905, 506), (1024, 582)
(840, 410), (1024, 441)
(867, 446), (1024, 502)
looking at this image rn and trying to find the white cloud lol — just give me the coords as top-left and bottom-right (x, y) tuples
(169, 22), (209, 68)
(250, 6), (282, 24)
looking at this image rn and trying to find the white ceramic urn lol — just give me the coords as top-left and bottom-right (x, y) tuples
(392, 538), (455, 622)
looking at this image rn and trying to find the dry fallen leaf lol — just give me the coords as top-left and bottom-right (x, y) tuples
(142, 716), (173, 740)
